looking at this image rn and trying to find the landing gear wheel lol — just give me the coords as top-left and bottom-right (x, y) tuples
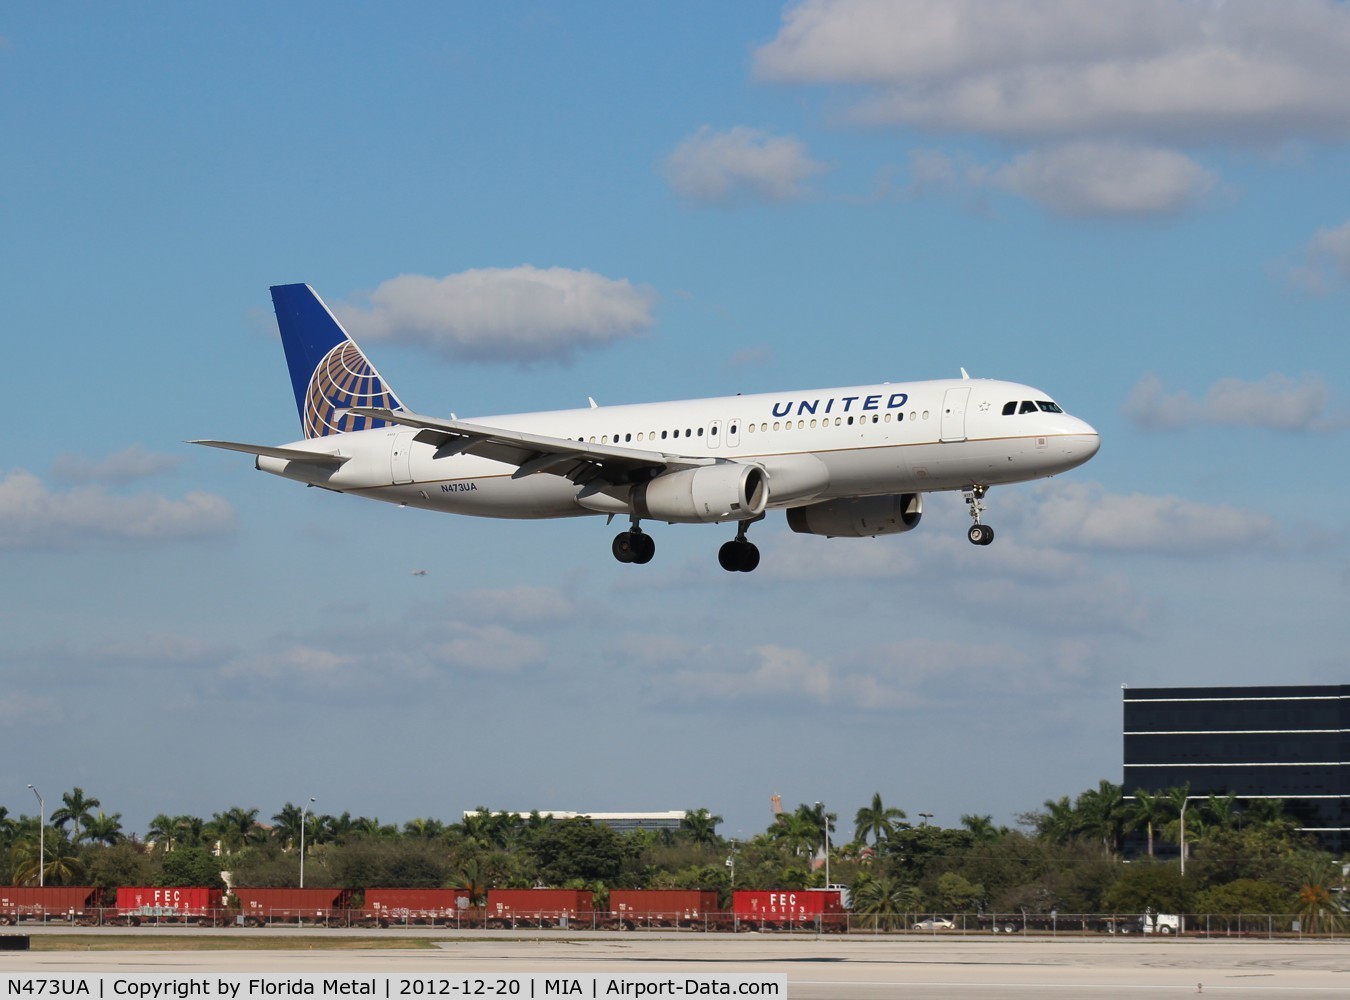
(613, 529), (655, 565)
(718, 540), (760, 572)
(963, 485), (995, 546)
(967, 524), (995, 546)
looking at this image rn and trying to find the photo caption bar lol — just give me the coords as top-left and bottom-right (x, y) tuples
(3, 975), (786, 999)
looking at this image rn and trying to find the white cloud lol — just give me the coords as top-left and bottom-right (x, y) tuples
(905, 143), (1215, 218)
(1286, 218), (1350, 294)
(459, 585), (577, 623)
(993, 142), (1215, 218)
(50, 444), (183, 484)
(335, 267), (656, 364)
(1028, 481), (1276, 555)
(0, 469), (235, 549)
(429, 623), (547, 673)
(1125, 372), (1339, 431)
(756, 0), (1350, 144)
(0, 692), (64, 727)
(665, 126), (828, 204)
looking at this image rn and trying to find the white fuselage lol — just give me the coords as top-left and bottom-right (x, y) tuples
(257, 377), (1099, 520)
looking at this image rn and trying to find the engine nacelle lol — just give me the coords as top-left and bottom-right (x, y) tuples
(633, 463), (768, 523)
(786, 493), (923, 538)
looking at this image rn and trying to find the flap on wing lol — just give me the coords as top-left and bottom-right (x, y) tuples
(345, 407), (700, 486)
(190, 440), (350, 467)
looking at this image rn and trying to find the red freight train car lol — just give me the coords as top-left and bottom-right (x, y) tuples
(609, 889), (722, 928)
(364, 888), (472, 926)
(486, 889), (592, 927)
(114, 886), (223, 924)
(732, 889), (846, 930)
(232, 887), (353, 925)
(0, 886), (104, 925)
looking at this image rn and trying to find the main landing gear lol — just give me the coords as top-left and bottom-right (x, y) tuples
(718, 515), (762, 573)
(612, 521), (655, 564)
(964, 484), (995, 546)
(611, 516), (763, 572)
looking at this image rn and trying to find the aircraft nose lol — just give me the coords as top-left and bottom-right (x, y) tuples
(1069, 418), (1101, 463)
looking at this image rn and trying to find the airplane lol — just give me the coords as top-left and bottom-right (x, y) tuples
(195, 284), (1100, 572)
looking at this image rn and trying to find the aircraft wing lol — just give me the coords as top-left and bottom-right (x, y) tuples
(191, 440), (351, 467)
(346, 407), (704, 487)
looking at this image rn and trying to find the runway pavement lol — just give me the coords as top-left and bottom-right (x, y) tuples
(4, 932), (1349, 998)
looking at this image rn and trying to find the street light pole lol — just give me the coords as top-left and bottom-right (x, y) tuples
(1179, 797), (1195, 877)
(27, 784), (44, 888)
(919, 812), (933, 827)
(815, 802), (830, 887)
(300, 797), (315, 889)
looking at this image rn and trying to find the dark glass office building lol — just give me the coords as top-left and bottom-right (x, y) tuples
(1123, 685), (1349, 853)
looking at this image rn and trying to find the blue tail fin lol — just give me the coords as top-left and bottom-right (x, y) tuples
(270, 283), (405, 439)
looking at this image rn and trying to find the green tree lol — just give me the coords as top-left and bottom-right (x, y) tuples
(959, 814), (1002, 841)
(529, 818), (631, 886)
(1102, 862), (1189, 915)
(1075, 780), (1127, 857)
(271, 803), (305, 850)
(147, 814), (180, 851)
(51, 787), (100, 844)
(854, 793), (907, 848)
(1126, 789), (1172, 858)
(935, 872), (985, 912)
(82, 810), (124, 846)
(210, 807), (263, 853)
(679, 808), (723, 848)
(1193, 878), (1291, 918)
(850, 872), (919, 930)
(157, 846), (225, 889)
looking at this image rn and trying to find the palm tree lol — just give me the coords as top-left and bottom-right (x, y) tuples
(403, 817), (448, 840)
(851, 873), (920, 930)
(1203, 793), (1240, 834)
(10, 834), (84, 886)
(1036, 796), (1078, 845)
(210, 806), (263, 853)
(771, 811), (819, 857)
(1126, 789), (1172, 858)
(82, 810), (124, 846)
(959, 814), (1001, 841)
(147, 813), (180, 851)
(0, 806), (16, 849)
(1075, 780), (1127, 856)
(1295, 859), (1347, 935)
(271, 803), (305, 850)
(51, 787), (100, 844)
(174, 815), (208, 848)
(854, 793), (907, 848)
(680, 808), (723, 847)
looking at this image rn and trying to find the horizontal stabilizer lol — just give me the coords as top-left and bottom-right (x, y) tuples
(190, 440), (350, 467)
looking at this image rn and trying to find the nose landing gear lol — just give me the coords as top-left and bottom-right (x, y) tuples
(964, 485), (995, 545)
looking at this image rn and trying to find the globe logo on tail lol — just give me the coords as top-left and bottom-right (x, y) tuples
(303, 341), (402, 438)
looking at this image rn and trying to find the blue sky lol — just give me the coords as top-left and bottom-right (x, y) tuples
(3, 1), (1348, 844)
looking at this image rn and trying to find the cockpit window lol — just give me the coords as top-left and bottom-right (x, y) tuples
(1037, 401), (1063, 413)
(1002, 401), (1016, 416)
(1019, 400), (1037, 414)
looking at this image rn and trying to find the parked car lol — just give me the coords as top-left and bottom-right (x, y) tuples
(912, 917), (956, 931)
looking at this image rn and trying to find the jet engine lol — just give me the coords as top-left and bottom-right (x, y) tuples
(632, 463), (768, 523)
(786, 493), (923, 538)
